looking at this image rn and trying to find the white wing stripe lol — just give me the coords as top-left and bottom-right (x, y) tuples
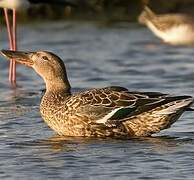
(96, 107), (123, 124)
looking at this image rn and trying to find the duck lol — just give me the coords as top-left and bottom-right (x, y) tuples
(1, 49), (193, 137)
(138, 6), (194, 45)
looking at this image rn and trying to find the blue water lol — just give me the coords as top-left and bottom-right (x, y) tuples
(0, 21), (194, 179)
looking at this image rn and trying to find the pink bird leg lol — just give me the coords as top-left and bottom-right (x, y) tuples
(3, 8), (17, 85)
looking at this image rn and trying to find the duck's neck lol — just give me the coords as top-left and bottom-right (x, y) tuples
(44, 78), (71, 94)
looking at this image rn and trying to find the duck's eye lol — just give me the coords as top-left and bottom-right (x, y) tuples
(42, 56), (49, 61)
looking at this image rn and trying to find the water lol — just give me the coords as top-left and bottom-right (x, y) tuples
(0, 21), (194, 179)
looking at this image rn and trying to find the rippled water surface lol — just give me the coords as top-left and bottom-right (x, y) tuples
(1, 21), (194, 179)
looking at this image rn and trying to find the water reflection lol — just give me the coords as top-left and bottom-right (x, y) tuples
(8, 135), (192, 155)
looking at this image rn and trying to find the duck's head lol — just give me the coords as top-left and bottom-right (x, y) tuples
(1, 50), (71, 92)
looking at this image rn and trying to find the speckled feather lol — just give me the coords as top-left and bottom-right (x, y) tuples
(40, 86), (193, 137)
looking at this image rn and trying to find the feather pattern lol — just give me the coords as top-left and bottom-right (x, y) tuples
(40, 86), (193, 137)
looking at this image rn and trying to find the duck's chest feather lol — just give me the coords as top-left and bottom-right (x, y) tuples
(40, 92), (88, 136)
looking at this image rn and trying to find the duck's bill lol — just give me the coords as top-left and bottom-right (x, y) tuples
(0, 50), (34, 67)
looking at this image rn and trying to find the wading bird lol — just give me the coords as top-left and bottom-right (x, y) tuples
(138, 6), (194, 45)
(1, 50), (193, 137)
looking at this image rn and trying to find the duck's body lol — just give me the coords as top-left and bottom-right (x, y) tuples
(138, 6), (194, 45)
(41, 87), (193, 137)
(1, 50), (193, 137)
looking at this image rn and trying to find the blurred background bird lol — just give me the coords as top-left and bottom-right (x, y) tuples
(138, 6), (194, 45)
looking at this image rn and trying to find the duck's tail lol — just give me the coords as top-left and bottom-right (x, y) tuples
(123, 96), (193, 136)
(138, 6), (156, 24)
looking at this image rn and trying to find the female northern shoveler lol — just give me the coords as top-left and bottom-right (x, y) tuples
(138, 6), (194, 45)
(1, 50), (193, 137)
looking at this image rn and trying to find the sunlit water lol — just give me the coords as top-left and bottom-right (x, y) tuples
(0, 21), (194, 179)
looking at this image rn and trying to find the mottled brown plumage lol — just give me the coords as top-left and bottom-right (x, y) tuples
(1, 50), (193, 137)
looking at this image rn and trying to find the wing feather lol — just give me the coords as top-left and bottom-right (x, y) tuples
(67, 86), (167, 126)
